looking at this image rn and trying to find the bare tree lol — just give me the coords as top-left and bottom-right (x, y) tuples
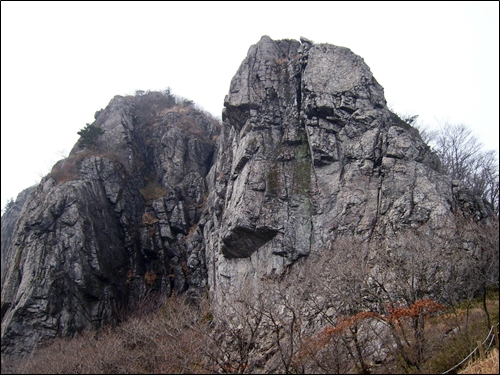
(298, 230), (482, 373)
(204, 219), (498, 374)
(204, 284), (267, 373)
(449, 217), (500, 328)
(421, 122), (499, 215)
(291, 238), (387, 373)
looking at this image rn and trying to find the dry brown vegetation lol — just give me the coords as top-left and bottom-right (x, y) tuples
(49, 150), (92, 184)
(459, 348), (499, 374)
(49, 89), (221, 188)
(274, 57), (288, 65)
(4, 294), (211, 374)
(131, 89), (221, 142)
(49, 148), (130, 185)
(139, 177), (167, 203)
(4, 281), (496, 374)
(2, 221), (498, 374)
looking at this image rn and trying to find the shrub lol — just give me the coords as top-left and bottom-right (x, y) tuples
(5, 295), (211, 374)
(77, 123), (104, 149)
(49, 149), (129, 185)
(144, 270), (157, 286)
(48, 149), (96, 184)
(140, 178), (166, 203)
(50, 159), (79, 184)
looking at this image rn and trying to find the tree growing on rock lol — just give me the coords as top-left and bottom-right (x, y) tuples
(77, 123), (104, 149)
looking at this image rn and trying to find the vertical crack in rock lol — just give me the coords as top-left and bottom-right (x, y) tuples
(217, 36), (314, 261)
(295, 58), (302, 119)
(408, 164), (418, 222)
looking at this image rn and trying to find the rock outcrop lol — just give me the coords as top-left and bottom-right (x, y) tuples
(202, 35), (490, 302)
(1, 36), (493, 357)
(1, 186), (36, 283)
(1, 93), (220, 356)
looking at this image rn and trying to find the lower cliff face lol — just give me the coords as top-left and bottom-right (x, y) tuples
(0, 36), (494, 357)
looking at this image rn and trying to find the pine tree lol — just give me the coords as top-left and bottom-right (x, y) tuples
(77, 123), (104, 149)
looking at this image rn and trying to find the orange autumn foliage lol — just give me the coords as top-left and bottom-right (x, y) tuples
(386, 298), (445, 322)
(293, 299), (445, 367)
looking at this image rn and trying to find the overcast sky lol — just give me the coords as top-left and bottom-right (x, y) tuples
(2, 1), (499, 209)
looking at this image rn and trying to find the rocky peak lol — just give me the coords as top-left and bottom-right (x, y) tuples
(1, 36), (492, 358)
(1, 91), (220, 356)
(202, 35), (486, 301)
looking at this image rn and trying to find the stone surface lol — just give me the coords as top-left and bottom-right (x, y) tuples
(0, 36), (493, 358)
(1, 186), (36, 283)
(1, 93), (219, 356)
(201, 35), (491, 304)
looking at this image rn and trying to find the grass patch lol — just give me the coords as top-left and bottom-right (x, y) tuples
(421, 289), (499, 374)
(459, 348), (498, 374)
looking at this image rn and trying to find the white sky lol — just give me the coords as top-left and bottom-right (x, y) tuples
(2, 1), (499, 209)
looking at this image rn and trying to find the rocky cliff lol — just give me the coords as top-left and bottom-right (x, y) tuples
(1, 93), (220, 355)
(1, 36), (493, 357)
(202, 36), (491, 304)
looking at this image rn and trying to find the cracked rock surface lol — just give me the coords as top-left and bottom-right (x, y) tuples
(1, 35), (492, 357)
(202, 35), (490, 302)
(1, 94), (219, 356)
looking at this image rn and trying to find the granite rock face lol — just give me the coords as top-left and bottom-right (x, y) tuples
(1, 186), (36, 283)
(1, 93), (219, 356)
(1, 36), (492, 357)
(202, 36), (489, 301)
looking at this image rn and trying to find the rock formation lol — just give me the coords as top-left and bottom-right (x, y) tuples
(1, 36), (493, 357)
(1, 93), (219, 355)
(202, 36), (490, 304)
(1, 186), (36, 282)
